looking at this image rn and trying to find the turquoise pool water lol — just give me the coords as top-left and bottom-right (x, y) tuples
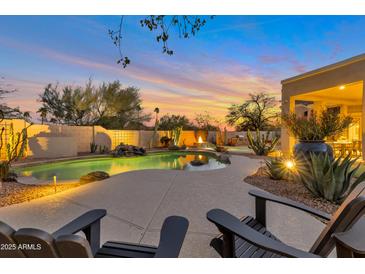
(16, 152), (226, 182)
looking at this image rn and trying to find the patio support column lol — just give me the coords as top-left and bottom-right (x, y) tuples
(361, 80), (365, 160)
(281, 92), (295, 156)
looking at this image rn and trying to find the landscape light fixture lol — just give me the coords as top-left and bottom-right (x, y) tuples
(285, 160), (295, 170)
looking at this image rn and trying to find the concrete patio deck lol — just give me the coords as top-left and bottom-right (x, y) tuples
(0, 155), (325, 257)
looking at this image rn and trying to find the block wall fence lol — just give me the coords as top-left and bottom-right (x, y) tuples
(0, 119), (280, 159)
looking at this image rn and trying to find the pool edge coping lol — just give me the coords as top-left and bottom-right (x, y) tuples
(13, 149), (225, 169)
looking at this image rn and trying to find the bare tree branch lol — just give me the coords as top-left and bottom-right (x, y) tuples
(109, 15), (214, 68)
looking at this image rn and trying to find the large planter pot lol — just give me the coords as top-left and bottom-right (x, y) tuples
(294, 140), (333, 160)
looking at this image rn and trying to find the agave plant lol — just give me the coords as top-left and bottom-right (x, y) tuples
(295, 153), (365, 204)
(247, 129), (279, 156)
(264, 158), (287, 180)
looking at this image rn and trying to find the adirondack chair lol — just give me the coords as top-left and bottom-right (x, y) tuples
(207, 182), (365, 258)
(0, 209), (189, 258)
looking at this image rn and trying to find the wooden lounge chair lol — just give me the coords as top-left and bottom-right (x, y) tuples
(0, 209), (189, 258)
(207, 182), (365, 258)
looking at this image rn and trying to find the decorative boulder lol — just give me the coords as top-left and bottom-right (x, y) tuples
(133, 146), (146, 155)
(218, 154), (231, 164)
(111, 143), (146, 157)
(168, 145), (180, 151)
(190, 160), (206, 166)
(80, 171), (110, 183)
(215, 146), (227, 153)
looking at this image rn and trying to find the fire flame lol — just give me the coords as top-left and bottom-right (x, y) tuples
(198, 136), (203, 143)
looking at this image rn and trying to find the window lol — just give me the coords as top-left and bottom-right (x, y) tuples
(327, 106), (341, 115)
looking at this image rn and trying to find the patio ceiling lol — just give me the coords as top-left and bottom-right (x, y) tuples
(293, 81), (363, 105)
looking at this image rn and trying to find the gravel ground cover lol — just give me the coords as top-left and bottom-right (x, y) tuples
(244, 167), (339, 214)
(0, 181), (85, 207)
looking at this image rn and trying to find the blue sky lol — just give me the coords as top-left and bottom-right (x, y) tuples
(1, 16), (365, 123)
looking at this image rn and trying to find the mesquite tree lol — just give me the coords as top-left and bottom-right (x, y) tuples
(226, 92), (280, 131)
(38, 80), (151, 129)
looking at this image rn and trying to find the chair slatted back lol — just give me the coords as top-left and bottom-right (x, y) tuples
(55, 234), (93, 258)
(310, 182), (365, 256)
(12, 228), (96, 258)
(13, 228), (60, 257)
(0, 221), (26, 258)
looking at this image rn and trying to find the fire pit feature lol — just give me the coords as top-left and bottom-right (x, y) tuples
(194, 136), (208, 148)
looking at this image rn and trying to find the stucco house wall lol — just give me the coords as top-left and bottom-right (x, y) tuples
(281, 54), (365, 157)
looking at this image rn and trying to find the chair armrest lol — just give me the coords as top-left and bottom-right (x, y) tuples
(154, 216), (189, 258)
(249, 189), (331, 225)
(207, 209), (320, 258)
(333, 224), (365, 257)
(52, 209), (107, 237)
(52, 209), (107, 255)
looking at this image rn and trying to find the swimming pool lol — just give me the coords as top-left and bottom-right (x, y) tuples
(16, 151), (227, 182)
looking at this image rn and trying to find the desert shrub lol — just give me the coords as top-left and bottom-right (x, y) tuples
(160, 136), (171, 147)
(99, 145), (108, 154)
(0, 123), (30, 181)
(90, 142), (98, 153)
(282, 109), (352, 141)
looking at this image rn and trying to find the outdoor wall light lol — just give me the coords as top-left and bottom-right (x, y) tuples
(339, 85), (345, 90)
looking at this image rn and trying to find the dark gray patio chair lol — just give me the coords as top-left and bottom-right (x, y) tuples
(207, 182), (365, 258)
(0, 209), (188, 258)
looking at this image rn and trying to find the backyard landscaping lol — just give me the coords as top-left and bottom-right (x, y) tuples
(0, 71), (365, 258)
(245, 166), (339, 214)
(0, 153), (326, 257)
(1, 12), (365, 261)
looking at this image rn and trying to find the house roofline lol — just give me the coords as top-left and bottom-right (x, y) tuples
(281, 53), (365, 84)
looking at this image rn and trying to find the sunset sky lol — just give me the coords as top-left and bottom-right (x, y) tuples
(1, 15), (365, 124)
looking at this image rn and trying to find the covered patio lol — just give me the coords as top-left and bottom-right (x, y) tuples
(281, 54), (365, 159)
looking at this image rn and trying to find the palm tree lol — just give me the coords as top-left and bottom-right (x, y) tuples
(154, 107), (160, 123)
(136, 105), (142, 129)
(37, 107), (48, 125)
(150, 107), (160, 149)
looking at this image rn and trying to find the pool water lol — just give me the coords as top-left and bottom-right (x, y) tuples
(16, 152), (227, 182)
